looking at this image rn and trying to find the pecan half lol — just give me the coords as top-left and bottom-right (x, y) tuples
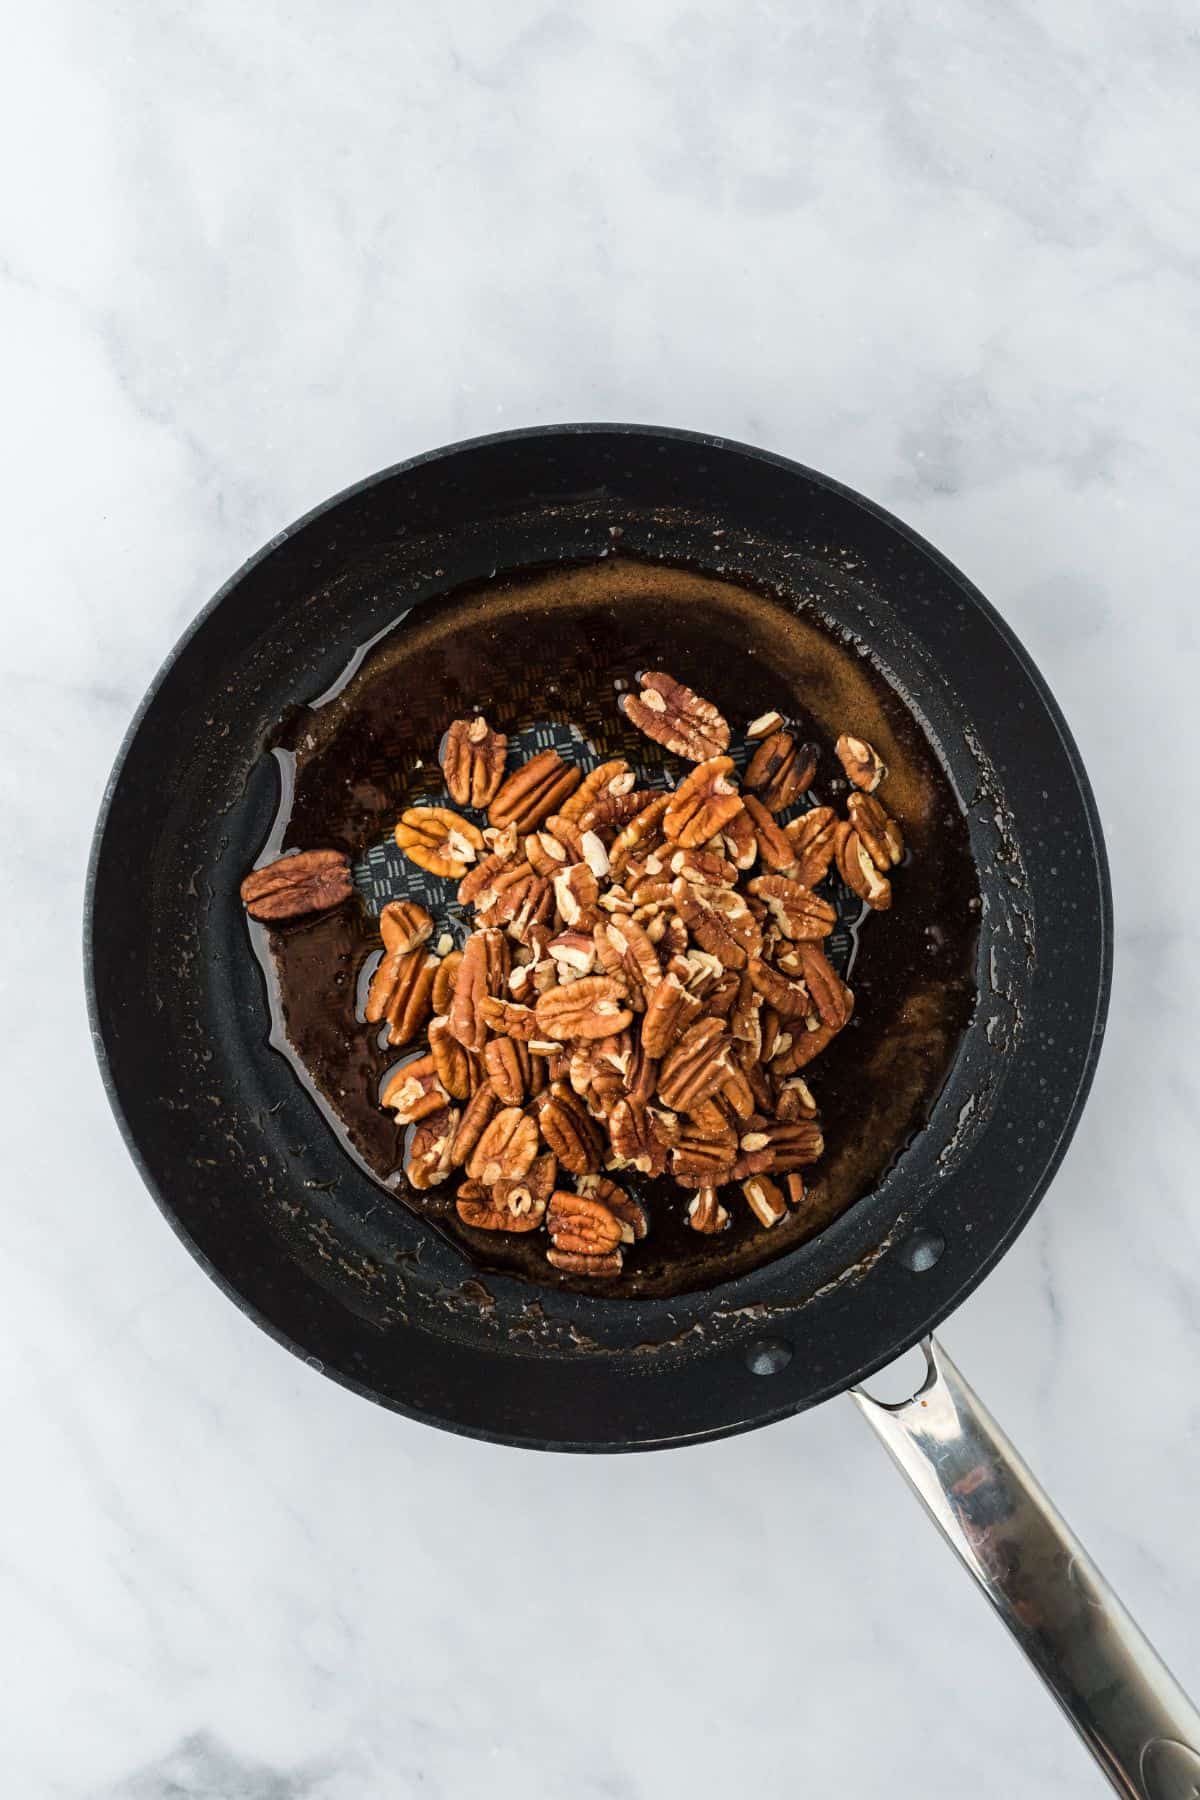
(747, 956), (812, 1021)
(669, 846), (738, 886)
(367, 949), (438, 1045)
(466, 1106), (539, 1184)
(835, 822), (892, 910)
(525, 830), (570, 877)
(746, 709), (784, 740)
(609, 793), (672, 880)
(607, 1094), (670, 1176)
(429, 1013), (476, 1100)
(663, 757), (744, 847)
(577, 1173), (649, 1242)
(478, 995), (539, 1040)
(772, 993), (853, 1072)
(406, 1104), (460, 1189)
(775, 1076), (818, 1120)
(240, 849), (352, 922)
(381, 1054), (447, 1124)
(593, 917), (661, 1008)
(657, 1017), (733, 1113)
(578, 788), (660, 836)
(748, 874), (837, 941)
(543, 813), (586, 861)
(546, 1189), (624, 1255)
(394, 806), (484, 879)
(553, 862), (600, 928)
(621, 670), (731, 763)
(784, 806), (839, 887)
(672, 880), (763, 968)
(484, 1035), (531, 1105)
(640, 971), (702, 1057)
(537, 1082), (605, 1174)
(441, 715), (508, 808)
(773, 941), (850, 1028)
(744, 731), (817, 813)
(721, 1064), (757, 1119)
(378, 900), (434, 955)
(535, 975), (633, 1042)
(835, 733), (887, 792)
(488, 749), (582, 832)
(457, 853), (514, 909)
(448, 929), (510, 1052)
(742, 1174), (787, 1227)
(559, 759), (636, 821)
(431, 949), (463, 1013)
(720, 806), (758, 871)
(740, 795), (795, 872)
(847, 792), (904, 870)
(749, 1118), (825, 1170)
(455, 1170), (547, 1233)
(546, 1245), (624, 1277)
(450, 1082), (499, 1168)
(686, 1186), (730, 1232)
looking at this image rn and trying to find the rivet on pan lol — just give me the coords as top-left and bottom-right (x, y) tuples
(745, 1338), (793, 1376)
(897, 1228), (945, 1273)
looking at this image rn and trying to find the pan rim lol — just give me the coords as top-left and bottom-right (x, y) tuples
(84, 422), (1113, 1449)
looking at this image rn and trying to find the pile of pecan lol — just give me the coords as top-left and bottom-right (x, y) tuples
(241, 672), (905, 1280)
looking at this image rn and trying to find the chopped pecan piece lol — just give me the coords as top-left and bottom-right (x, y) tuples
(686, 1186), (730, 1232)
(748, 874), (837, 941)
(484, 1035), (531, 1105)
(441, 715), (508, 808)
(663, 757), (744, 847)
(457, 853), (514, 909)
(847, 792), (904, 870)
(450, 1082), (500, 1168)
(784, 806), (839, 887)
(488, 749), (582, 832)
(535, 975), (633, 1042)
(771, 995), (853, 1072)
(394, 806), (484, 879)
(560, 759), (636, 821)
(742, 1174), (787, 1227)
(466, 1106), (539, 1185)
(240, 849), (352, 922)
(835, 733), (887, 792)
(621, 669), (731, 762)
(699, 968), (740, 1018)
(744, 731), (817, 813)
(406, 1104), (460, 1190)
(730, 971), (763, 1055)
(746, 709), (784, 740)
(657, 1017), (733, 1113)
(835, 822), (892, 910)
(548, 929), (598, 977)
(537, 1082), (605, 1173)
(381, 1054), (447, 1125)
(546, 1189), (624, 1255)
(546, 1245), (624, 1277)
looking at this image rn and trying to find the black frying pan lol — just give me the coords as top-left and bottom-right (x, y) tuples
(85, 426), (1200, 1792)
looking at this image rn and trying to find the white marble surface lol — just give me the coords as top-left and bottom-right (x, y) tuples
(3, 2), (1198, 1794)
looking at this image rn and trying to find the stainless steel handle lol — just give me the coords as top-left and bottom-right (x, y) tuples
(852, 1338), (1200, 1798)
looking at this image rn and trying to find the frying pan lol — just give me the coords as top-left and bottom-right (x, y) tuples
(85, 425), (1199, 1793)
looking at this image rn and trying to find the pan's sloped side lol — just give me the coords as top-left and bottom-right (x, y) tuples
(86, 425), (1111, 1449)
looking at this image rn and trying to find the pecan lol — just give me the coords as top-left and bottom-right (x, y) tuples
(543, 813), (586, 861)
(525, 830), (570, 877)
(578, 788), (659, 835)
(835, 733), (887, 792)
(426, 948), (460, 1012)
(784, 806), (839, 887)
(479, 995), (539, 1040)
(394, 806), (484, 879)
(441, 715), (508, 808)
(553, 862), (600, 928)
(559, 759), (636, 821)
(835, 822), (892, 910)
(546, 1245), (624, 1277)
(482, 820), (521, 860)
(535, 975), (633, 1042)
(741, 795), (795, 872)
(240, 849), (352, 921)
(744, 1054), (773, 1112)
(775, 1076), (818, 1120)
(406, 1104), (460, 1189)
(593, 917), (661, 1007)
(660, 913), (689, 958)
(742, 1174), (787, 1227)
(774, 941), (850, 1028)
(720, 806), (758, 871)
(607, 1094), (670, 1176)
(750, 1118), (825, 1170)
(772, 997), (853, 1072)
(785, 1172), (807, 1208)
(429, 1013), (476, 1100)
(546, 1189), (624, 1255)
(492, 1152), (556, 1226)
(381, 1054), (447, 1124)
(579, 830), (611, 880)
(663, 757), (744, 847)
(672, 880), (763, 968)
(699, 968), (740, 1018)
(686, 1186), (730, 1232)
(537, 1082), (605, 1173)
(685, 1095), (739, 1144)
(744, 731), (817, 813)
(609, 793), (672, 879)
(577, 1173), (649, 1242)
(746, 709), (784, 740)
(368, 949), (438, 1045)
(378, 900), (434, 955)
(668, 846), (738, 886)
(448, 929), (509, 1052)
(747, 956), (812, 1021)
(640, 971), (702, 1057)
(847, 792), (904, 870)
(748, 874), (837, 941)
(455, 1170), (547, 1233)
(449, 1082), (499, 1168)
(474, 863), (555, 938)
(623, 1035), (658, 1106)
(730, 971), (763, 1055)
(458, 853), (513, 909)
(721, 1064), (757, 1119)
(548, 929), (598, 977)
(484, 1034), (531, 1105)
(466, 1106), (539, 1184)
(657, 1017), (733, 1113)
(488, 749), (581, 832)
(621, 669), (730, 763)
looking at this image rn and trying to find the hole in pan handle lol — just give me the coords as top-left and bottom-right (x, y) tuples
(852, 1339), (1200, 1799)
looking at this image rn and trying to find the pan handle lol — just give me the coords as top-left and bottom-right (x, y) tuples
(851, 1338), (1200, 1798)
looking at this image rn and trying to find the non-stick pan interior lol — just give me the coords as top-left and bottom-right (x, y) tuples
(87, 426), (1110, 1447)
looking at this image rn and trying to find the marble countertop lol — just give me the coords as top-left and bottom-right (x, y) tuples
(6, 3), (1199, 1795)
